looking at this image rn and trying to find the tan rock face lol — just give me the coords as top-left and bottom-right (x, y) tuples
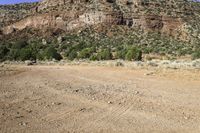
(2, 11), (186, 39)
(2, 13), (65, 34)
(0, 0), (189, 41)
(2, 11), (106, 34)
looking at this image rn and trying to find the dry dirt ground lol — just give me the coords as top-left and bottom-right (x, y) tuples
(1, 65), (200, 133)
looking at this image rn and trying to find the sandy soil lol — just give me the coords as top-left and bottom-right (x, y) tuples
(0, 65), (200, 133)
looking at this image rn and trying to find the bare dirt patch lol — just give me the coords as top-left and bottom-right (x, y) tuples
(0, 65), (25, 77)
(0, 65), (200, 133)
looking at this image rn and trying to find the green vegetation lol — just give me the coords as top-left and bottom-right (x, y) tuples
(43, 47), (62, 60)
(192, 49), (200, 60)
(67, 50), (77, 61)
(0, 39), (62, 61)
(0, 45), (9, 61)
(79, 48), (95, 59)
(18, 48), (33, 61)
(125, 47), (142, 61)
(1, 27), (200, 62)
(97, 48), (112, 60)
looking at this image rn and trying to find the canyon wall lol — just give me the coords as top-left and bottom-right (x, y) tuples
(1, 0), (189, 41)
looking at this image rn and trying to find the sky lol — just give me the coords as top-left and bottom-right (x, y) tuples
(0, 0), (39, 5)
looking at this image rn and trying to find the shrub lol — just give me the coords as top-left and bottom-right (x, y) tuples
(79, 48), (92, 59)
(44, 47), (62, 60)
(192, 50), (200, 60)
(97, 48), (112, 60)
(7, 49), (20, 60)
(36, 50), (45, 60)
(125, 47), (142, 61)
(89, 55), (98, 61)
(12, 40), (28, 49)
(0, 45), (9, 60)
(116, 50), (126, 59)
(19, 48), (33, 61)
(68, 50), (77, 60)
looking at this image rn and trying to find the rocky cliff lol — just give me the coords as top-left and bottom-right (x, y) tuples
(1, 0), (200, 61)
(1, 0), (200, 42)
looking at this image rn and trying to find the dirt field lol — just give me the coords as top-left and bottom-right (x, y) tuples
(1, 65), (200, 133)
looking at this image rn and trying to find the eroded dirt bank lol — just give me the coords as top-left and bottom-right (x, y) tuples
(0, 65), (200, 133)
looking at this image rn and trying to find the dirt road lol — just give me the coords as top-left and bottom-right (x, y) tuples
(1, 65), (200, 133)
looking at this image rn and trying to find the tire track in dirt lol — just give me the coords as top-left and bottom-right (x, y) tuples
(1, 65), (200, 133)
(31, 66), (200, 132)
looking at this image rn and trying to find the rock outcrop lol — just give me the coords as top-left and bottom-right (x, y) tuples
(1, 0), (200, 41)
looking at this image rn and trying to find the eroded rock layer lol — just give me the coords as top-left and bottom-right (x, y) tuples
(1, 0), (200, 41)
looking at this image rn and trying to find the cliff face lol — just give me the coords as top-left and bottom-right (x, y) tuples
(1, 0), (200, 42)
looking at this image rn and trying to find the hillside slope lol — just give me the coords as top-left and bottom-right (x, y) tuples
(0, 2), (38, 28)
(0, 0), (200, 61)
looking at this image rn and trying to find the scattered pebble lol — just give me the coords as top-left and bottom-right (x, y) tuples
(144, 72), (155, 76)
(79, 108), (86, 112)
(134, 91), (139, 95)
(57, 102), (62, 105)
(15, 115), (24, 119)
(184, 116), (189, 120)
(26, 109), (32, 113)
(52, 102), (61, 105)
(19, 122), (27, 126)
(74, 89), (79, 93)
(44, 105), (50, 108)
(108, 101), (113, 104)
